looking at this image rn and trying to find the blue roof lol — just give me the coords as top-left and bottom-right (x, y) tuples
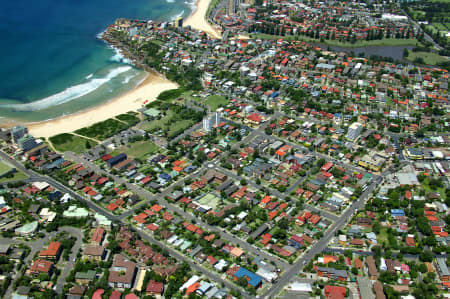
(391, 209), (405, 216)
(159, 173), (171, 180)
(234, 268), (262, 287)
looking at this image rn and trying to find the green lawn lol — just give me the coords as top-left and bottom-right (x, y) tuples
(406, 51), (449, 66)
(0, 161), (11, 175)
(142, 110), (195, 139)
(198, 193), (221, 209)
(49, 133), (98, 154)
(115, 113), (140, 126)
(113, 140), (161, 160)
(377, 227), (389, 244)
(0, 171), (28, 183)
(205, 95), (229, 111)
(248, 34), (422, 48)
(74, 118), (129, 140)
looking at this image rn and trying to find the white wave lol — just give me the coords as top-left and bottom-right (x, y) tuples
(122, 74), (136, 84)
(96, 29), (107, 39)
(109, 47), (133, 65)
(167, 0), (175, 3)
(171, 10), (185, 21)
(86, 73), (94, 79)
(2, 66), (132, 111)
(185, 0), (197, 13)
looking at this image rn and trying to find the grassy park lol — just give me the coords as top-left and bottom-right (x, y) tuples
(0, 161), (12, 175)
(75, 118), (129, 140)
(406, 51), (449, 66)
(49, 133), (98, 154)
(205, 95), (229, 111)
(142, 109), (196, 139)
(248, 34), (422, 48)
(112, 140), (161, 160)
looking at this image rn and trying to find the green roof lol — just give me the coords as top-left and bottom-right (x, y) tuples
(63, 206), (89, 218)
(15, 221), (38, 234)
(75, 270), (96, 280)
(95, 214), (112, 226)
(143, 108), (161, 117)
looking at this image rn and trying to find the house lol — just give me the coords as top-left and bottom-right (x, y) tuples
(92, 228), (106, 245)
(30, 259), (54, 276)
(75, 270), (96, 285)
(108, 254), (137, 288)
(68, 285), (86, 298)
(366, 256), (378, 279)
(357, 277), (375, 299)
(83, 245), (106, 261)
(146, 280), (164, 296)
(373, 281), (386, 299)
(316, 267), (348, 281)
(233, 267), (262, 288)
(107, 153), (127, 168)
(250, 224), (269, 240)
(0, 244), (10, 256)
(436, 258), (450, 282)
(39, 242), (62, 261)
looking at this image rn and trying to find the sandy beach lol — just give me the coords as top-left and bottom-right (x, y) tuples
(24, 0), (216, 139)
(28, 72), (178, 139)
(184, 0), (222, 39)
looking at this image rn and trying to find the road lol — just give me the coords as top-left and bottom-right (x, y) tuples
(0, 226), (82, 297)
(134, 227), (253, 299)
(401, 8), (443, 51)
(63, 152), (289, 269)
(0, 106), (385, 298)
(54, 227), (83, 294)
(1, 150), (258, 295)
(261, 175), (380, 298)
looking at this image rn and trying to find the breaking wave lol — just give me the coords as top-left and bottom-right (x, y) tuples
(2, 66), (132, 111)
(109, 47), (133, 65)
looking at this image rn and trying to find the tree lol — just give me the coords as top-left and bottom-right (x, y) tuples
(419, 250), (434, 262)
(237, 277), (248, 287)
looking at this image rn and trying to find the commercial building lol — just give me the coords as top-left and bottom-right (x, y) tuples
(203, 112), (221, 131)
(18, 135), (37, 151)
(346, 122), (363, 141)
(11, 126), (28, 143)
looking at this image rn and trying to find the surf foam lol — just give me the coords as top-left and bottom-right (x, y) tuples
(2, 66), (132, 111)
(109, 47), (133, 65)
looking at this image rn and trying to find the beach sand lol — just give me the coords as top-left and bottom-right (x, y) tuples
(28, 72), (178, 139)
(26, 0), (217, 139)
(184, 0), (222, 39)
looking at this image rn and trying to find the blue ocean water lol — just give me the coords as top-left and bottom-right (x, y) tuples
(0, 0), (193, 122)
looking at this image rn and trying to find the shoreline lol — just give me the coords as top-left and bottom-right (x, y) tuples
(27, 71), (178, 139)
(3, 0), (215, 139)
(184, 0), (222, 39)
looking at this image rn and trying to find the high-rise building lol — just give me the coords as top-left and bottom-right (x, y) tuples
(346, 122), (363, 141)
(203, 112), (221, 131)
(174, 16), (183, 28)
(18, 134), (38, 152)
(11, 126), (28, 143)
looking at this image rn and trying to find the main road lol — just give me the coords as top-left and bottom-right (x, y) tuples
(0, 151), (253, 296)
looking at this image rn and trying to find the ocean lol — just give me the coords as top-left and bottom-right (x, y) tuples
(0, 0), (194, 123)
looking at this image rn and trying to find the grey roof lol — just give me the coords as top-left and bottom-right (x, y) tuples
(437, 258), (450, 276)
(357, 276), (375, 299)
(250, 224), (269, 240)
(316, 266), (348, 278)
